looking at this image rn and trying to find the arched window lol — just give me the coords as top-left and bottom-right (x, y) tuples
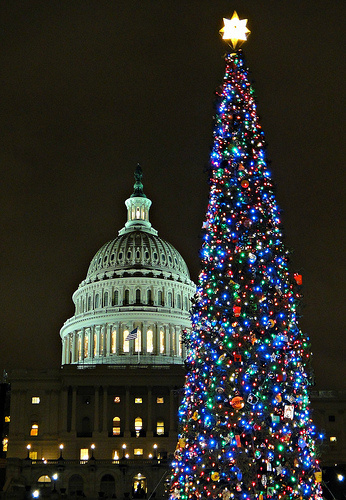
(104, 292), (109, 307)
(184, 296), (188, 311)
(113, 417), (121, 436)
(167, 292), (172, 307)
(111, 330), (116, 354)
(147, 290), (152, 305)
(158, 291), (163, 306)
(124, 290), (129, 305)
(146, 329), (153, 353)
(93, 333), (97, 357)
(95, 294), (100, 308)
(87, 296), (92, 311)
(37, 476), (51, 487)
(114, 290), (119, 305)
(176, 294), (181, 309)
(160, 330), (165, 354)
(136, 289), (141, 304)
(135, 417), (143, 437)
(68, 475), (84, 496)
(100, 475), (115, 498)
(123, 330), (130, 353)
(30, 422), (38, 436)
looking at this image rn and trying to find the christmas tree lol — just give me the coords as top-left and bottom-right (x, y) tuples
(170, 13), (322, 500)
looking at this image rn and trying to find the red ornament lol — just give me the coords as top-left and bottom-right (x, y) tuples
(233, 305), (241, 317)
(241, 179), (249, 188)
(294, 273), (303, 285)
(234, 353), (242, 363)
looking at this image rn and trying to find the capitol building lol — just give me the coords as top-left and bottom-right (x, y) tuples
(2, 166), (196, 500)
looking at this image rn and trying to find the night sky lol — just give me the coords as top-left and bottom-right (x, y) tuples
(0, 1), (345, 390)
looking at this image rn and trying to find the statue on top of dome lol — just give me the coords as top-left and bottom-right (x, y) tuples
(131, 163), (147, 198)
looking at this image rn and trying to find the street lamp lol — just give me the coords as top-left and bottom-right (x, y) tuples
(122, 444), (126, 459)
(52, 474), (58, 491)
(153, 444), (157, 459)
(59, 444), (64, 459)
(26, 444), (31, 459)
(90, 444), (95, 459)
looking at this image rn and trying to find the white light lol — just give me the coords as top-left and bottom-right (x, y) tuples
(33, 491), (39, 498)
(52, 474), (58, 481)
(337, 474), (344, 482)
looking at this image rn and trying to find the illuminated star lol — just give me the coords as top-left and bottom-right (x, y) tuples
(219, 11), (250, 50)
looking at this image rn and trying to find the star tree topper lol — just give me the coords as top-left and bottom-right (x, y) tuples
(219, 11), (250, 50)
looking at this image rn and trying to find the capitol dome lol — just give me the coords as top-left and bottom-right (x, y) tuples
(60, 165), (196, 366)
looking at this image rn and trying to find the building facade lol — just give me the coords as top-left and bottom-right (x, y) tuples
(3, 166), (195, 500)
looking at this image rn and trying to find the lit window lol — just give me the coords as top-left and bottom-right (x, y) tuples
(2, 438), (8, 452)
(156, 420), (164, 435)
(160, 330), (165, 353)
(29, 451), (38, 460)
(157, 397), (164, 404)
(80, 448), (89, 461)
(330, 436), (337, 442)
(37, 475), (51, 484)
(123, 330), (130, 352)
(111, 330), (116, 353)
(30, 423), (39, 436)
(135, 329), (141, 353)
(93, 333), (97, 357)
(134, 448), (143, 456)
(146, 329), (153, 353)
(114, 396), (121, 403)
(135, 398), (142, 404)
(32, 397), (40, 405)
(112, 450), (119, 460)
(84, 335), (89, 358)
(135, 417), (143, 437)
(113, 417), (121, 436)
(4, 416), (10, 422)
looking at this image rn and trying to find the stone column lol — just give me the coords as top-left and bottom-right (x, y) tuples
(106, 324), (111, 356)
(142, 322), (147, 354)
(61, 338), (66, 365)
(80, 328), (85, 361)
(116, 322), (121, 354)
(72, 331), (77, 363)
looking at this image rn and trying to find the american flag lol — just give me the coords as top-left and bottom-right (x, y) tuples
(125, 328), (138, 341)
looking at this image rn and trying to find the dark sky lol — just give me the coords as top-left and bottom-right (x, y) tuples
(0, 1), (345, 390)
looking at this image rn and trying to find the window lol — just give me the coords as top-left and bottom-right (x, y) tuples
(93, 333), (97, 357)
(32, 397), (40, 405)
(104, 292), (109, 307)
(124, 290), (129, 305)
(123, 330), (130, 352)
(113, 417), (121, 436)
(114, 396), (121, 403)
(29, 451), (38, 460)
(134, 448), (143, 456)
(158, 291), (163, 306)
(30, 422), (39, 436)
(87, 296), (92, 310)
(167, 292), (172, 307)
(160, 330), (165, 354)
(176, 294), (181, 309)
(2, 438), (8, 452)
(114, 290), (119, 305)
(147, 290), (152, 305)
(95, 294), (100, 308)
(80, 448), (89, 461)
(84, 335), (89, 358)
(330, 436), (337, 443)
(146, 329), (153, 353)
(156, 420), (165, 436)
(37, 475), (51, 484)
(328, 415), (335, 422)
(156, 397), (164, 404)
(135, 417), (143, 436)
(111, 330), (116, 353)
(135, 329), (141, 353)
(5, 416), (10, 422)
(112, 450), (120, 460)
(136, 289), (141, 304)
(135, 398), (142, 404)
